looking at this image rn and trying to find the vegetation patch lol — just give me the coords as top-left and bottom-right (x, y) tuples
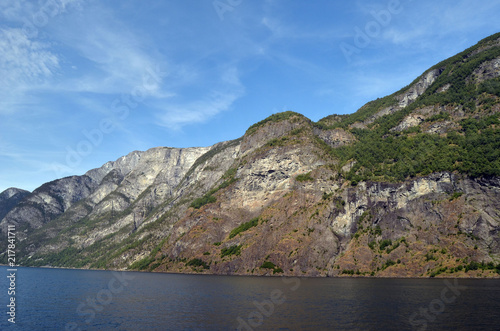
(260, 261), (284, 274)
(429, 261), (500, 277)
(316, 95), (398, 130)
(425, 252), (438, 262)
(296, 172), (314, 182)
(266, 137), (290, 147)
(463, 261), (500, 273)
(449, 191), (464, 201)
(335, 198), (346, 209)
(379, 239), (392, 251)
(381, 259), (397, 270)
(220, 245), (242, 258)
(190, 166), (240, 209)
(326, 36), (500, 183)
(425, 112), (451, 122)
(385, 241), (400, 254)
(149, 262), (161, 270)
(190, 194), (216, 209)
(129, 256), (155, 270)
(368, 241), (376, 251)
(322, 192), (334, 200)
(229, 217), (259, 239)
(186, 258), (209, 270)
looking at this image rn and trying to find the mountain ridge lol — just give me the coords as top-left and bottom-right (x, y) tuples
(1, 32), (499, 278)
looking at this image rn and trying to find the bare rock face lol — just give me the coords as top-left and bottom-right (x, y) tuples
(0, 139), (242, 267)
(424, 121), (458, 134)
(155, 168), (499, 278)
(333, 174), (500, 277)
(469, 57), (500, 84)
(0, 176), (97, 236)
(390, 114), (425, 132)
(397, 68), (443, 108)
(313, 127), (356, 148)
(362, 69), (444, 126)
(240, 113), (309, 155)
(0, 145), (212, 251)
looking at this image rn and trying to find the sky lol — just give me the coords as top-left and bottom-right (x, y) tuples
(0, 0), (499, 193)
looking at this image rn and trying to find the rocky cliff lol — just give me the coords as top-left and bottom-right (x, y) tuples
(143, 117), (499, 278)
(1, 33), (499, 278)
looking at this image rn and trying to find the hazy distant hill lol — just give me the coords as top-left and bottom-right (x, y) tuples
(0, 188), (30, 221)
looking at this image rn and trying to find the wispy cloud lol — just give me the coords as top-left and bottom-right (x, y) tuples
(47, 5), (167, 97)
(0, 0), (88, 115)
(378, 0), (500, 49)
(0, 0), (169, 115)
(260, 15), (347, 43)
(156, 67), (245, 130)
(157, 91), (244, 130)
(0, 27), (59, 113)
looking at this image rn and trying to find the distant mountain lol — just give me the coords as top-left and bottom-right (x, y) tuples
(1, 33), (499, 278)
(0, 188), (30, 221)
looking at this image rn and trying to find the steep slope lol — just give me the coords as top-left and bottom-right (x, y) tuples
(1, 33), (499, 278)
(0, 188), (30, 221)
(131, 33), (500, 278)
(0, 141), (241, 269)
(140, 117), (499, 278)
(0, 146), (213, 264)
(0, 176), (98, 239)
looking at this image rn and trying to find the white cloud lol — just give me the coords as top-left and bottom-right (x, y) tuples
(0, 0), (174, 118)
(158, 91), (243, 130)
(0, 27), (59, 113)
(50, 10), (168, 97)
(156, 67), (245, 130)
(0, 0), (87, 114)
(0, 28), (59, 82)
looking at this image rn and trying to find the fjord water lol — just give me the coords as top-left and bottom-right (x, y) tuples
(1, 267), (499, 330)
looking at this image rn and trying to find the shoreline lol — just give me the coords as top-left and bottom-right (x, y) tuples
(2, 264), (499, 280)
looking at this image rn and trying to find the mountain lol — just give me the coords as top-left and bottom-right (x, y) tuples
(0, 188), (30, 222)
(1, 33), (499, 278)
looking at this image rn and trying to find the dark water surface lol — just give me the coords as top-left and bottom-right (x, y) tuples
(0, 266), (499, 330)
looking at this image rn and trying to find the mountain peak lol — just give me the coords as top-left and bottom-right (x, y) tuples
(0, 187), (30, 200)
(0, 188), (30, 222)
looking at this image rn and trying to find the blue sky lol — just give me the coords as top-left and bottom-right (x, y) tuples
(0, 0), (499, 193)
